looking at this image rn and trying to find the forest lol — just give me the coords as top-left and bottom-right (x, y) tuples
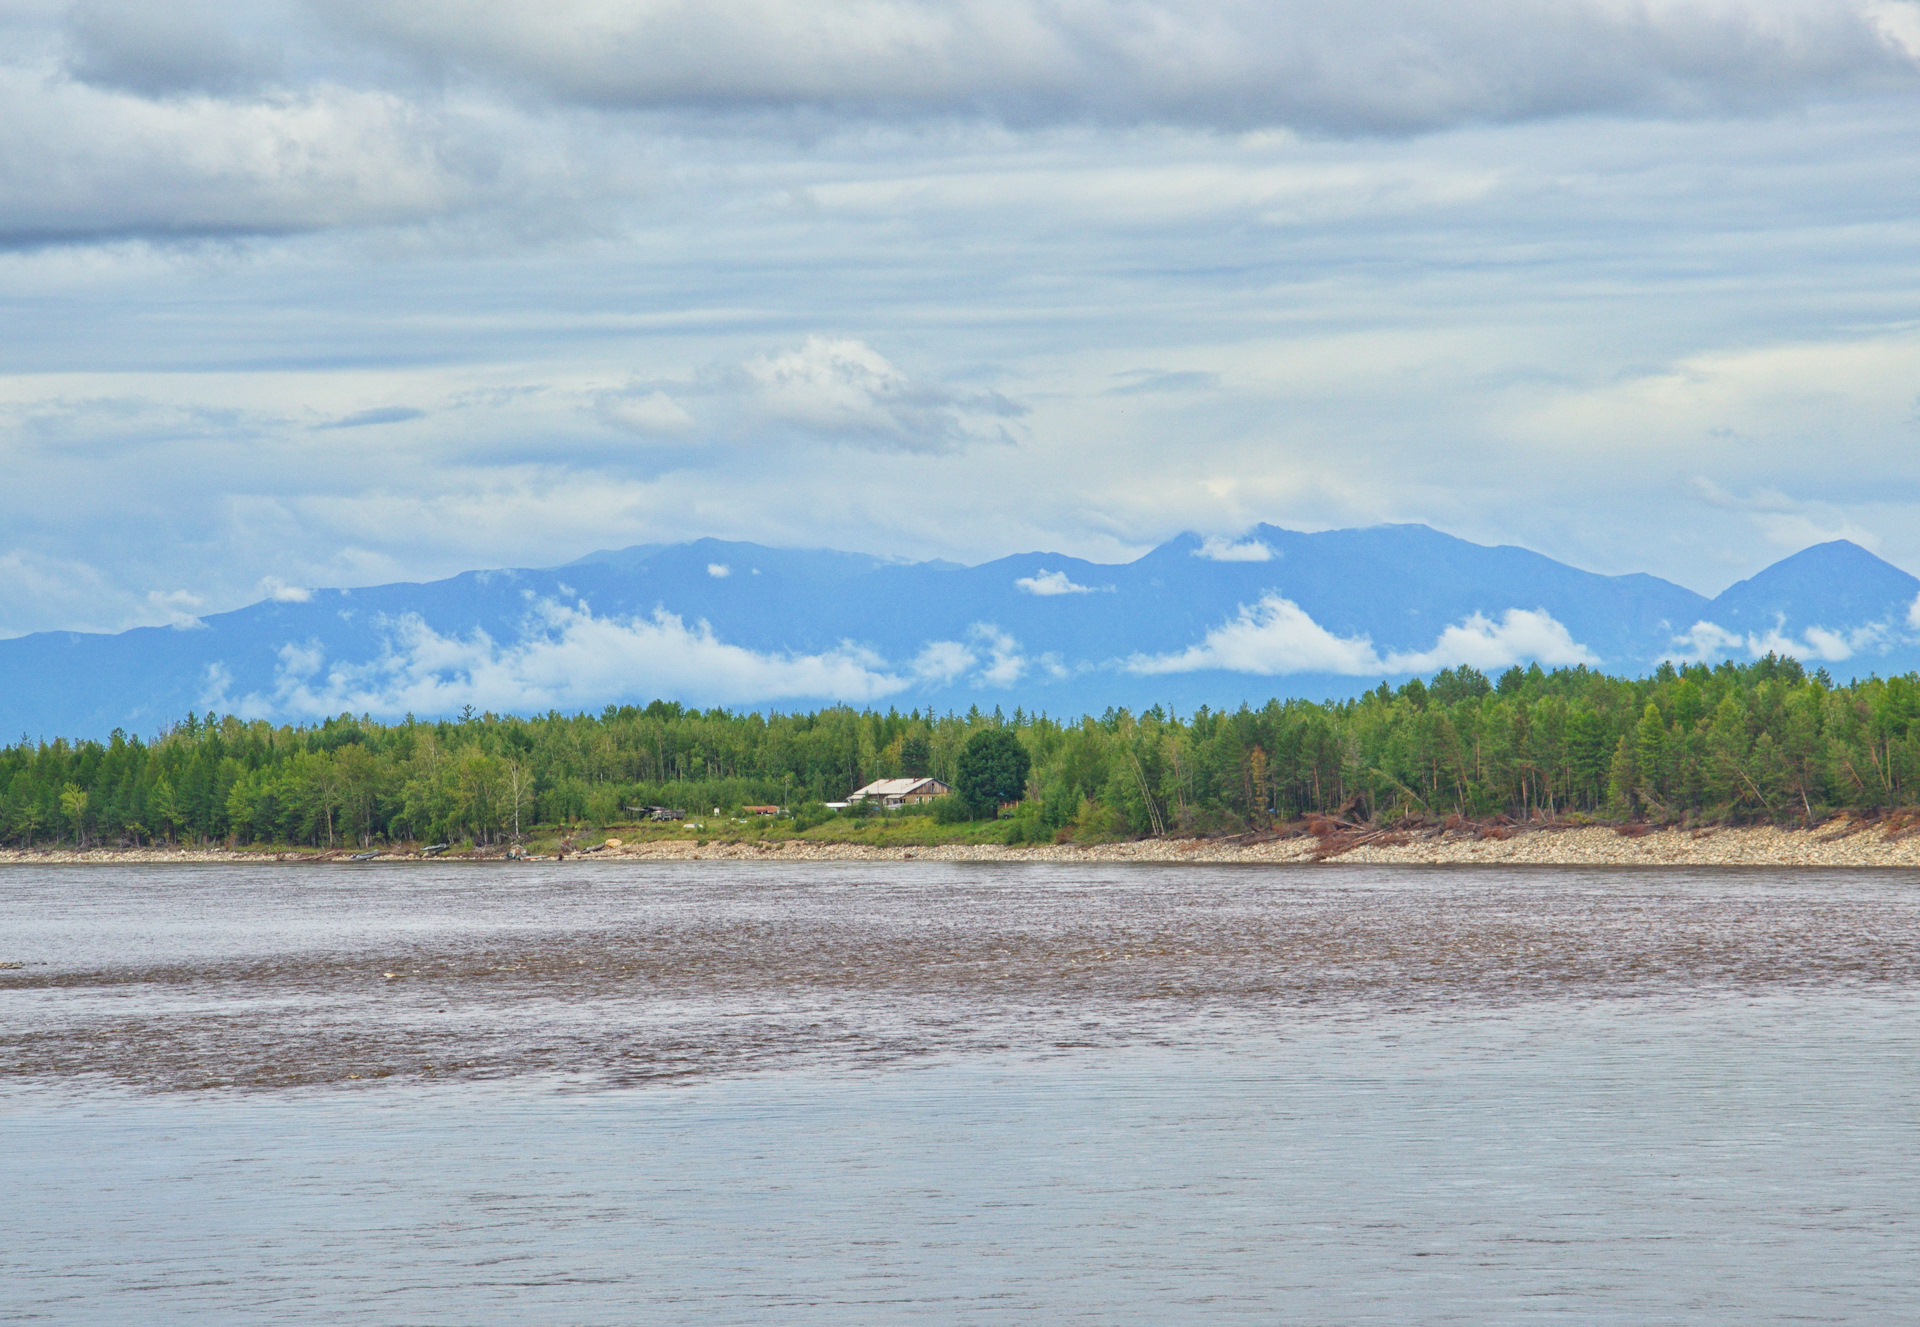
(3, 652), (1917, 849)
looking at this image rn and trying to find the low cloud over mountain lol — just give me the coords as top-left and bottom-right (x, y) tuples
(4, 523), (1914, 737)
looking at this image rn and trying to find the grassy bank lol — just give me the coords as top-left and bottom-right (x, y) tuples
(515, 811), (1034, 855)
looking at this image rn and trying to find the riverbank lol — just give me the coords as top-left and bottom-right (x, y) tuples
(7, 818), (1920, 867)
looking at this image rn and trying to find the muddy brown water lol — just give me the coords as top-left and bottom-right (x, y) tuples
(4, 860), (1919, 1091)
(4, 862), (1919, 1323)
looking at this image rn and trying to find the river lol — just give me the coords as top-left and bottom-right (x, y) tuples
(4, 862), (1918, 1323)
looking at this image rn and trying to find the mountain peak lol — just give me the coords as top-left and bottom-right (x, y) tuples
(1708, 540), (1918, 631)
(3, 525), (1916, 738)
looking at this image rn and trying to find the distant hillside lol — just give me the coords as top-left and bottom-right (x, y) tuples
(1, 525), (1916, 738)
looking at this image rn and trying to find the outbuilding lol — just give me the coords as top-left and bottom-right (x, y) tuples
(848, 777), (952, 808)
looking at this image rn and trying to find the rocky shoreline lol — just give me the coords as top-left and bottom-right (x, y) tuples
(6, 819), (1920, 868)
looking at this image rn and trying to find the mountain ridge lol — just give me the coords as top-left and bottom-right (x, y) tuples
(2, 525), (1916, 738)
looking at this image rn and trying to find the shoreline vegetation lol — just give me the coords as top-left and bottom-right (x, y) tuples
(5, 653), (1920, 868)
(7, 813), (1920, 868)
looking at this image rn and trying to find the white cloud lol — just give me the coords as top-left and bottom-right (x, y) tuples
(146, 589), (206, 629)
(742, 335), (1017, 453)
(1799, 624), (1878, 659)
(1129, 594), (1384, 675)
(1745, 618), (1887, 662)
(1129, 594), (1596, 676)
(1385, 608), (1599, 674)
(1666, 615), (1891, 663)
(1016, 568), (1093, 595)
(1869, 1), (1920, 59)
(970, 623), (1028, 686)
(1193, 535), (1274, 562)
(1907, 591), (1920, 629)
(1665, 620), (1747, 664)
(598, 389), (695, 436)
(197, 660), (235, 712)
(276, 638), (326, 679)
(911, 638), (976, 683)
(906, 625), (1054, 687)
(232, 601), (908, 719)
(258, 576), (311, 603)
(707, 562), (731, 578)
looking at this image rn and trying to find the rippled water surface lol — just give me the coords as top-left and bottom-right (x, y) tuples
(4, 862), (1919, 1323)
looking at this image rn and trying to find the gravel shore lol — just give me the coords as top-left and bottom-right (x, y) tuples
(7, 821), (1920, 867)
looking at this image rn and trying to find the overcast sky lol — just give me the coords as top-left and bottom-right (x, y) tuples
(6, 0), (1920, 636)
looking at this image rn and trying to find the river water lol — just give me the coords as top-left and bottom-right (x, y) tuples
(4, 862), (1919, 1323)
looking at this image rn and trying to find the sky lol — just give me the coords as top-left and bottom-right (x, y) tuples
(6, 0), (1920, 639)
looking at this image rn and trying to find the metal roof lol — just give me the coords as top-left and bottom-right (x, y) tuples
(850, 777), (947, 798)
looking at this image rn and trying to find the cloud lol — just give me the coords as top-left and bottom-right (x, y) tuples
(597, 389), (695, 436)
(1386, 608), (1599, 674)
(61, 0), (285, 99)
(1909, 591), (1920, 629)
(906, 624), (1051, 686)
(1108, 370), (1220, 396)
(258, 577), (312, 603)
(6, 1), (1920, 255)
(227, 600), (908, 719)
(970, 623), (1028, 685)
(1665, 620), (1747, 664)
(742, 335), (1021, 453)
(1130, 594), (1596, 675)
(316, 406), (424, 430)
(1668, 615), (1893, 663)
(1687, 477), (1885, 554)
(1015, 568), (1094, 595)
(0, 64), (489, 246)
(9, 0), (1920, 654)
(582, 341), (1020, 453)
(325, 0), (1920, 135)
(0, 549), (121, 637)
(1747, 622), (1870, 662)
(1193, 535), (1274, 562)
(911, 638), (976, 683)
(1129, 594), (1385, 675)
(145, 588), (206, 629)
(707, 563), (730, 578)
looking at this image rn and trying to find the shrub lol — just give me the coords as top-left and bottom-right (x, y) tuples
(929, 794), (974, 824)
(1070, 797), (1127, 845)
(1002, 799), (1050, 845)
(788, 801), (834, 832)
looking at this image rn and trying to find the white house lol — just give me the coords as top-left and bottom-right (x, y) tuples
(848, 777), (952, 808)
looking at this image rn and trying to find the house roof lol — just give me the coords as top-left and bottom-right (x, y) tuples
(851, 777), (947, 798)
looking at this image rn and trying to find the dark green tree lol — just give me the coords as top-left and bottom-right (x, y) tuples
(953, 727), (1031, 817)
(898, 733), (931, 777)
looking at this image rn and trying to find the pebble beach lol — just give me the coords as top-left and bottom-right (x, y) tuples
(7, 819), (1920, 868)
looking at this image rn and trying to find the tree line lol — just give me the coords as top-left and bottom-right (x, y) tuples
(3, 652), (1917, 849)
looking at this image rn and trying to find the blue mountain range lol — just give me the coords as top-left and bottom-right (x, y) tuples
(5, 524), (1917, 738)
